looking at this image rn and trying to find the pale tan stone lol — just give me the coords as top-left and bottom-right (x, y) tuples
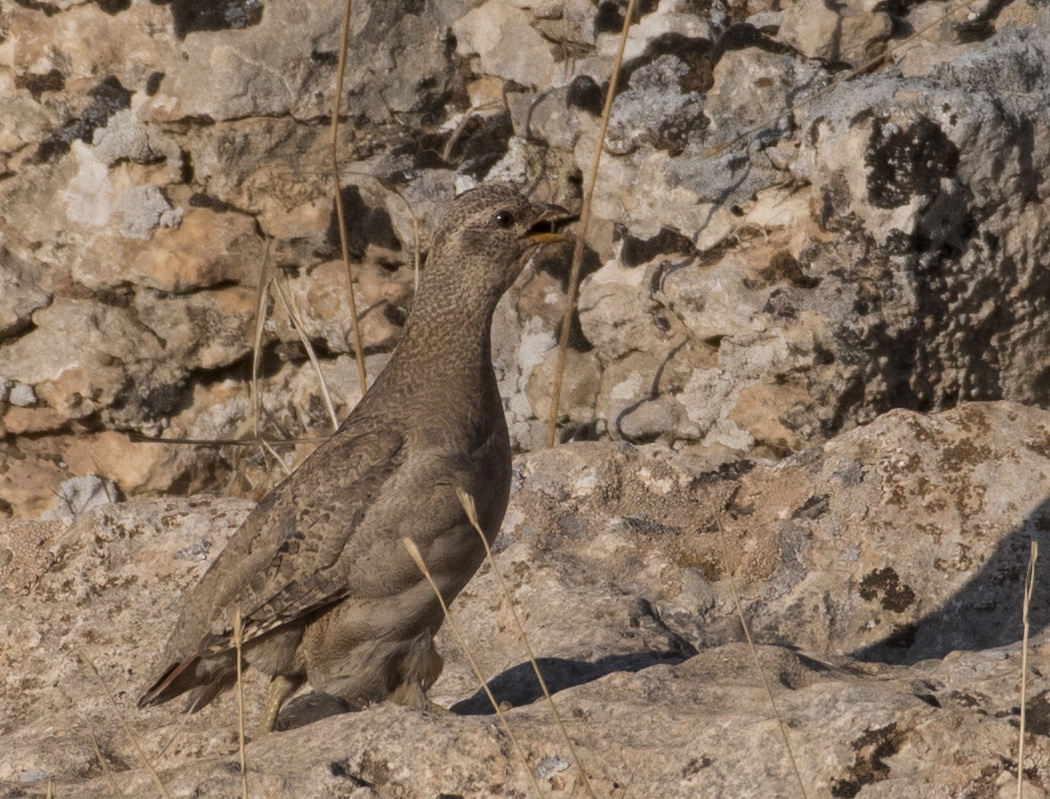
(141, 208), (263, 294)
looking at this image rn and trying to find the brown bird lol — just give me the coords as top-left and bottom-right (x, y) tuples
(139, 185), (567, 732)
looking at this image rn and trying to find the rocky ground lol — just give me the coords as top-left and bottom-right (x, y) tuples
(2, 0), (1050, 796)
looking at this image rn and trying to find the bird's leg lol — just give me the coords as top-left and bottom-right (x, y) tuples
(255, 674), (304, 735)
(390, 679), (451, 715)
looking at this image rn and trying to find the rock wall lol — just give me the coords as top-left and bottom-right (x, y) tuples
(2, 0), (1047, 516)
(4, 0), (1050, 796)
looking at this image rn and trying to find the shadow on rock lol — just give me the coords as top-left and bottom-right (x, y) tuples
(854, 494), (1050, 665)
(450, 651), (693, 715)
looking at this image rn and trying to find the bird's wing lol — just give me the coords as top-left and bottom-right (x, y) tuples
(189, 422), (408, 657)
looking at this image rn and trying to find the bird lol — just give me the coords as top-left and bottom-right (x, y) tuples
(139, 184), (568, 733)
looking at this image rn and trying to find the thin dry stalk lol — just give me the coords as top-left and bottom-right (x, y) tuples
(456, 488), (598, 799)
(545, 0), (637, 448)
(260, 438), (294, 478)
(401, 538), (548, 799)
(250, 273), (274, 441)
(155, 707), (197, 759)
(329, 0), (368, 394)
(703, 0), (987, 158)
(1017, 539), (1038, 799)
(233, 609), (249, 799)
(45, 778), (56, 799)
(88, 723), (124, 797)
(339, 169), (424, 291)
(716, 520), (810, 799)
(441, 101), (502, 163)
(272, 274), (340, 430)
(79, 652), (172, 799)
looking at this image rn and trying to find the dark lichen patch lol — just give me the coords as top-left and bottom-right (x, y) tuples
(15, 68), (65, 99)
(35, 75), (133, 162)
(830, 722), (906, 798)
(792, 494), (829, 521)
(1022, 692), (1050, 736)
(594, 0), (658, 35)
(566, 75), (602, 116)
(859, 567), (916, 612)
(96, 0), (131, 14)
(145, 71), (165, 96)
(681, 755), (713, 776)
(170, 0), (263, 39)
(865, 117), (959, 210)
(937, 439), (993, 473)
(758, 251), (819, 288)
(358, 752), (392, 787)
(12, 0), (60, 15)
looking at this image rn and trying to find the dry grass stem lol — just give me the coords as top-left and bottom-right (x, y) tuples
(329, 0), (368, 394)
(545, 0), (637, 448)
(456, 488), (598, 799)
(339, 170), (425, 291)
(272, 275), (339, 431)
(233, 609), (250, 799)
(716, 520), (810, 799)
(442, 100), (502, 164)
(155, 706), (197, 760)
(88, 723), (124, 797)
(250, 279), (272, 440)
(1017, 539), (1038, 799)
(401, 537), (548, 799)
(260, 438), (294, 478)
(703, 0), (987, 158)
(79, 651), (172, 799)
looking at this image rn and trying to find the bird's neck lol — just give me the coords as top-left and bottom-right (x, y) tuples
(378, 283), (502, 412)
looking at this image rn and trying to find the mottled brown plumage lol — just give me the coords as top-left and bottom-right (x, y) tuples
(139, 185), (567, 730)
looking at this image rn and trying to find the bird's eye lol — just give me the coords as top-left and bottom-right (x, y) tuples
(494, 210), (515, 228)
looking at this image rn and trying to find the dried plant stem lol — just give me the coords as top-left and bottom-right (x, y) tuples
(260, 438), (294, 478)
(716, 520), (810, 799)
(88, 723), (125, 797)
(79, 652), (172, 799)
(401, 538), (547, 799)
(339, 169), (424, 291)
(545, 0), (637, 448)
(456, 488), (598, 799)
(329, 0), (368, 394)
(250, 249), (274, 441)
(272, 275), (339, 431)
(233, 609), (249, 799)
(1017, 539), (1038, 799)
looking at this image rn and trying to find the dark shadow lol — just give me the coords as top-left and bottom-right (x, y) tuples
(852, 493), (1050, 665)
(450, 651), (691, 716)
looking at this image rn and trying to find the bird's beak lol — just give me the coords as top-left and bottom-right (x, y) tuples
(525, 203), (572, 244)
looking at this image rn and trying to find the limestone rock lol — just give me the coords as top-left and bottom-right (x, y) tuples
(0, 249), (52, 342)
(453, 0), (560, 88)
(779, 0), (892, 66)
(5, 402), (1050, 796)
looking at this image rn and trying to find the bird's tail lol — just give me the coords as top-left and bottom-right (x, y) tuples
(138, 654), (228, 712)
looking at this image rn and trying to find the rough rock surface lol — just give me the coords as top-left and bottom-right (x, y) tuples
(3, 0), (1050, 796)
(2, 0), (1048, 513)
(4, 402), (1050, 797)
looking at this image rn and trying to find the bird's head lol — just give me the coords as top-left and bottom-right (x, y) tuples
(428, 185), (570, 300)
